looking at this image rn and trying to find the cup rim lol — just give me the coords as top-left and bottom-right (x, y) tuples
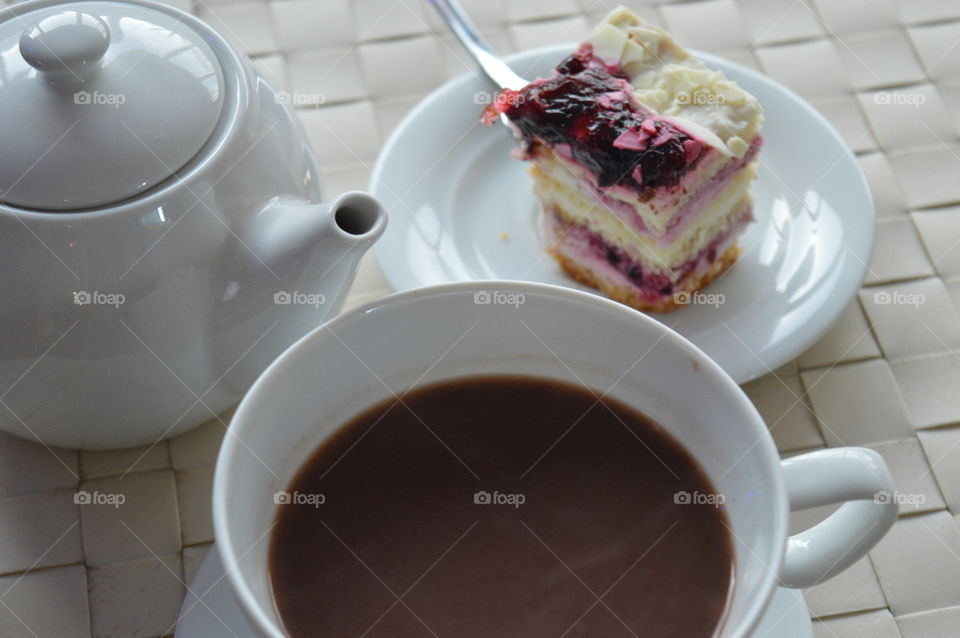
(212, 280), (788, 638)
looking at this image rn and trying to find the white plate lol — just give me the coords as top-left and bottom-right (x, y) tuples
(177, 544), (815, 637)
(370, 45), (874, 383)
(174, 545), (814, 638)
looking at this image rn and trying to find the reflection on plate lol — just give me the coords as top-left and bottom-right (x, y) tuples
(371, 44), (873, 383)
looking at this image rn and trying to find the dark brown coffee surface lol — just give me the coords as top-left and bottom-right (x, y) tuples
(269, 375), (733, 638)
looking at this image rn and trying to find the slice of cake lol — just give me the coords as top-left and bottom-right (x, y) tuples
(483, 7), (763, 312)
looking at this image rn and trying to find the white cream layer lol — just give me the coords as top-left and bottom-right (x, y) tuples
(543, 142), (730, 234)
(531, 158), (755, 273)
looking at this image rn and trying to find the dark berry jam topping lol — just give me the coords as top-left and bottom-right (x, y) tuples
(483, 45), (703, 194)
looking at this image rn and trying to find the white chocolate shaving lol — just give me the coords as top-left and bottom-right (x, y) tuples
(589, 23), (628, 63)
(586, 6), (763, 158)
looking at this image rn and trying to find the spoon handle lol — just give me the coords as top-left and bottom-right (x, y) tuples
(429, 0), (528, 90)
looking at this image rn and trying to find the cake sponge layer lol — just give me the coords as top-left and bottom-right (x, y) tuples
(552, 241), (741, 313)
(544, 207), (744, 313)
(538, 139), (759, 236)
(531, 153), (757, 274)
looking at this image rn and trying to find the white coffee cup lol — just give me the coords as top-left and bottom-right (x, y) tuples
(213, 281), (897, 638)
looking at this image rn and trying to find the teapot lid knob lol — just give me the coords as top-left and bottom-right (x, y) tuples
(19, 10), (110, 80)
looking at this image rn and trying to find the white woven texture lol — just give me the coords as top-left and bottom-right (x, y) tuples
(1, 1), (960, 637)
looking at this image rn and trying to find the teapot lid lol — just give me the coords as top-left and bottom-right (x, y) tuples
(0, 0), (225, 211)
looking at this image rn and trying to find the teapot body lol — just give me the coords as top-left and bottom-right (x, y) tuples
(0, 7), (383, 448)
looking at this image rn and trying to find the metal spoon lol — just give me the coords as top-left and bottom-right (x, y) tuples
(429, 0), (527, 126)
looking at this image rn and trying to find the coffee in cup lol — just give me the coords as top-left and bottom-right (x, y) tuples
(269, 375), (734, 637)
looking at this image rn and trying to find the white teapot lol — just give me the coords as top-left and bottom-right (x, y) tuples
(0, 0), (386, 448)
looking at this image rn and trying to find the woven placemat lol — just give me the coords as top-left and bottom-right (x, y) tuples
(1, 1), (959, 637)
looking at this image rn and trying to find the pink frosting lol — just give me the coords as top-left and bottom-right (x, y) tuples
(544, 206), (752, 302)
(558, 135), (762, 247)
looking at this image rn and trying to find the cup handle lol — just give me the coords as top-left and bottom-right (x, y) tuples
(778, 448), (898, 589)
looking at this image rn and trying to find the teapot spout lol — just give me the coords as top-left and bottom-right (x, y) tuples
(211, 191), (386, 393)
(226, 190), (386, 314)
(252, 191), (386, 274)
(329, 192), (387, 240)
